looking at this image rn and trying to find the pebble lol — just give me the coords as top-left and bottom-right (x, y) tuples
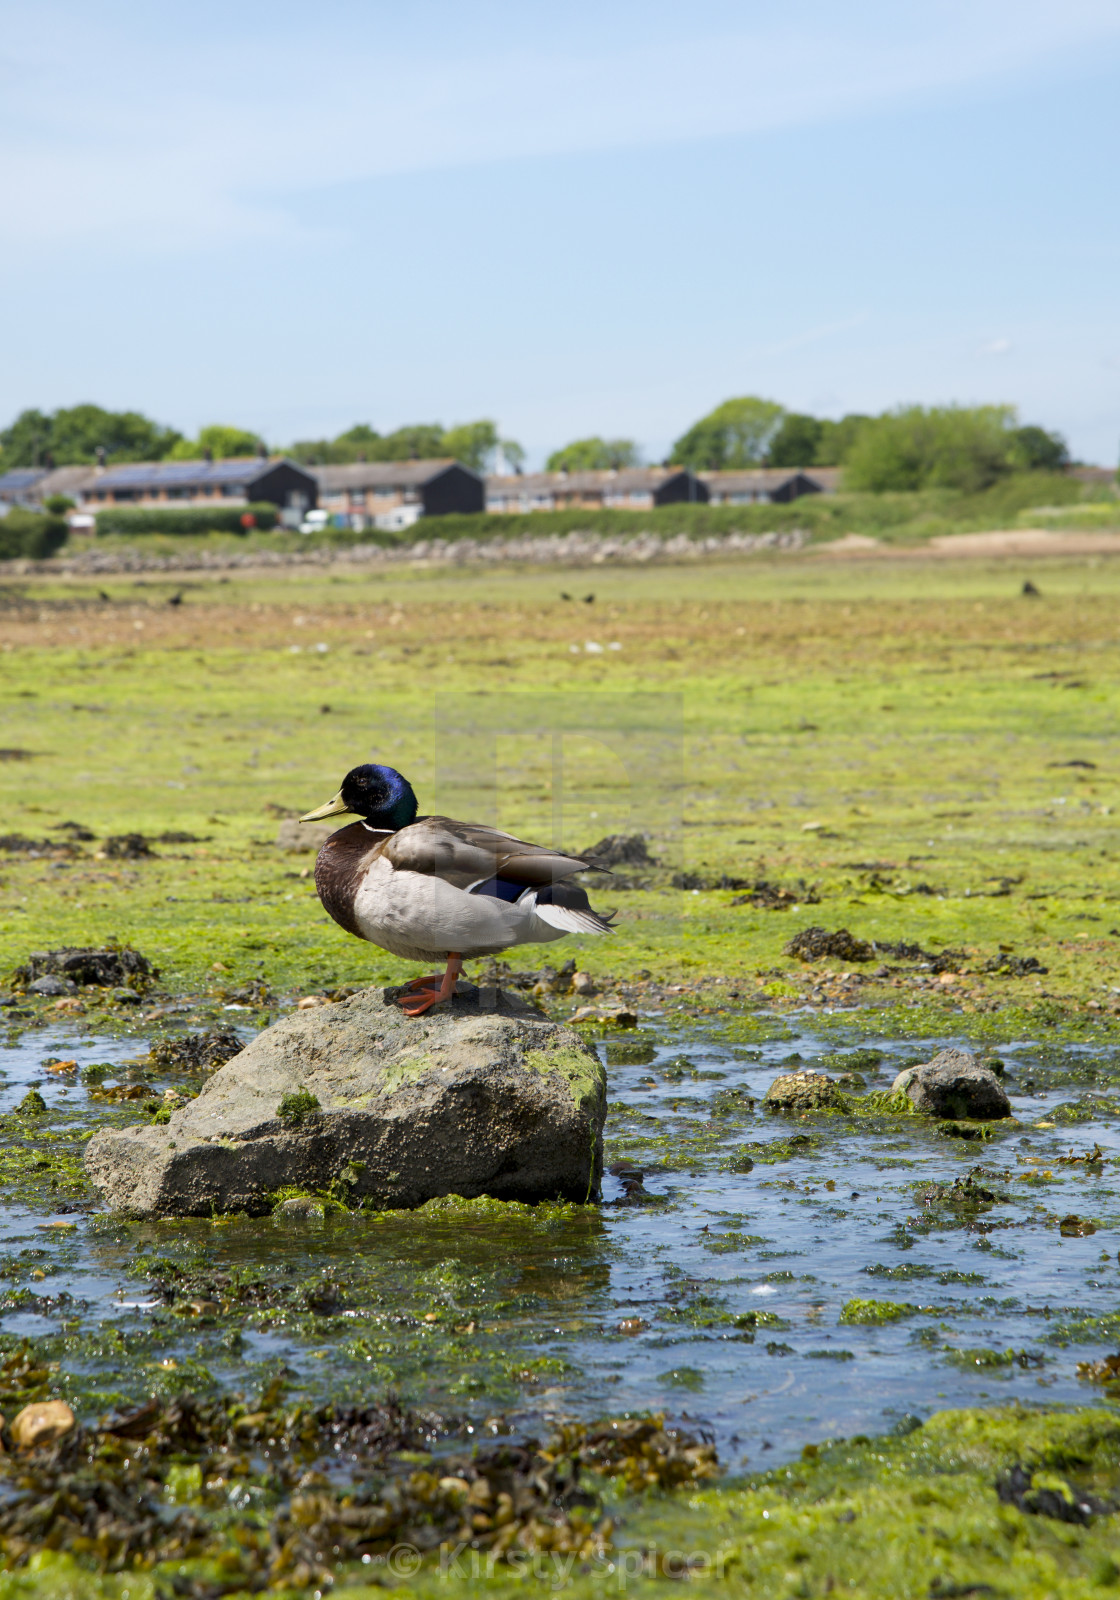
(274, 1196), (327, 1220)
(570, 1004), (638, 1027)
(29, 976), (74, 996)
(11, 1400), (76, 1450)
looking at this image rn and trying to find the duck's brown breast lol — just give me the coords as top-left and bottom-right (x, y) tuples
(314, 822), (389, 940)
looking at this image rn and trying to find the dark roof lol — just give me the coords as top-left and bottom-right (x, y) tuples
(35, 465), (100, 496)
(90, 456), (303, 492)
(311, 459), (474, 492)
(0, 469), (48, 495)
(486, 467), (696, 497)
(702, 467), (840, 493)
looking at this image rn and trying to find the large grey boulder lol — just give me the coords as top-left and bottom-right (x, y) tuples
(85, 986), (606, 1218)
(891, 1049), (1010, 1120)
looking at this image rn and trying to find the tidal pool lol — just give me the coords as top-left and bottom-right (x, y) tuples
(0, 1006), (1118, 1473)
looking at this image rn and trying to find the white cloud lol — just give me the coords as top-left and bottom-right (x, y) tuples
(980, 338), (1013, 354)
(2, 0), (1120, 250)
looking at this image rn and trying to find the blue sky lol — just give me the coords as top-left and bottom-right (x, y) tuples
(2, 0), (1119, 464)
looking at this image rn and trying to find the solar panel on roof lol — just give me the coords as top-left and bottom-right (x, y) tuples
(95, 457), (273, 490)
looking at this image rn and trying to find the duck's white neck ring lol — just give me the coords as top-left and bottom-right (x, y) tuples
(360, 822), (395, 835)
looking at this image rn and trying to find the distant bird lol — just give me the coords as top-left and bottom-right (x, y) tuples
(167, 592), (183, 607)
(301, 763), (614, 1015)
(583, 594), (595, 603)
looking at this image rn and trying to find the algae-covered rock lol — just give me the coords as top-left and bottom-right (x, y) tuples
(765, 1071), (845, 1112)
(85, 985), (606, 1217)
(892, 1049), (1010, 1120)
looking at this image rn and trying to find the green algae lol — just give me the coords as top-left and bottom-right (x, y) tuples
(8, 563), (1120, 1594)
(6, 555), (1120, 1017)
(840, 1298), (929, 1324)
(275, 1087), (320, 1125)
(522, 1044), (605, 1112)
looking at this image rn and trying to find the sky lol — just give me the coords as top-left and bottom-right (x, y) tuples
(1, 0), (1119, 465)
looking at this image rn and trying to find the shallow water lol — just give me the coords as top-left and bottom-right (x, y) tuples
(1, 1008), (1118, 1470)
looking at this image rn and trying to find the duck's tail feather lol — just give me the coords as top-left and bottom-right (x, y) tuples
(529, 882), (616, 935)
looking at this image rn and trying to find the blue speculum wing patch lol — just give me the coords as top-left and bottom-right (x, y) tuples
(470, 876), (526, 903)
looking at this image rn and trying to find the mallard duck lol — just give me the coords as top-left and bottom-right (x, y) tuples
(300, 763), (614, 1015)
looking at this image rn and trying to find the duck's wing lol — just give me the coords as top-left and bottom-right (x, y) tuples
(382, 816), (597, 890)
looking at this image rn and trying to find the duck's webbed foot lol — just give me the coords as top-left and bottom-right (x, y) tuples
(395, 955), (464, 1017)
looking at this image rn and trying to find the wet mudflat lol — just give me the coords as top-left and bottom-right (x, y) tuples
(4, 554), (1120, 1591)
(2, 1005), (1118, 1473)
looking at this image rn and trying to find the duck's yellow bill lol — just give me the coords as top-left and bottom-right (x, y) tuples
(299, 791), (352, 823)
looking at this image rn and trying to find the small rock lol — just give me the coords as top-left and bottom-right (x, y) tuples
(572, 971), (597, 996)
(104, 833), (156, 860)
(570, 1005), (638, 1027)
(29, 976), (73, 997)
(1060, 1213), (1097, 1237)
(11, 1400), (75, 1450)
(785, 927), (874, 962)
(275, 1195), (326, 1220)
(15, 946), (154, 989)
(582, 834), (656, 868)
(276, 819), (335, 853)
(16, 1089), (47, 1116)
(111, 988), (142, 1005)
(146, 1031), (242, 1073)
(891, 1049), (1011, 1120)
(765, 1071), (845, 1112)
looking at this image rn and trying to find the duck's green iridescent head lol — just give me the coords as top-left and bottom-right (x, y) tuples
(300, 764), (418, 830)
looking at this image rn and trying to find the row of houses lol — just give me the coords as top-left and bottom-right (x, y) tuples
(0, 455), (840, 531)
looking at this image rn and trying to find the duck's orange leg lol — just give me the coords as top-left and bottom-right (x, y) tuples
(396, 955), (464, 1017)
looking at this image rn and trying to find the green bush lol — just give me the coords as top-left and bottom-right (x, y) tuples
(0, 508), (69, 560)
(93, 501), (279, 537)
(385, 476), (1086, 547)
(845, 405), (1021, 493)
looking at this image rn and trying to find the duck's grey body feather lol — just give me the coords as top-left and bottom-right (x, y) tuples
(314, 816), (613, 964)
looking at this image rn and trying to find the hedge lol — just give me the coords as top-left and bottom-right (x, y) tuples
(93, 502), (279, 536)
(0, 509), (69, 560)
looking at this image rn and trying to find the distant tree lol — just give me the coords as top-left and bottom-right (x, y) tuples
(1010, 425), (1070, 473)
(814, 414), (872, 465)
(286, 418), (521, 469)
(0, 404), (181, 468)
(546, 437), (641, 471)
(171, 424), (262, 460)
(767, 413), (823, 468)
(497, 438), (526, 473)
(50, 404), (181, 463)
(442, 420), (502, 472)
(844, 405), (1019, 493)
(671, 397), (785, 470)
(0, 409), (53, 469)
(337, 424), (382, 449)
(375, 423), (446, 462)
